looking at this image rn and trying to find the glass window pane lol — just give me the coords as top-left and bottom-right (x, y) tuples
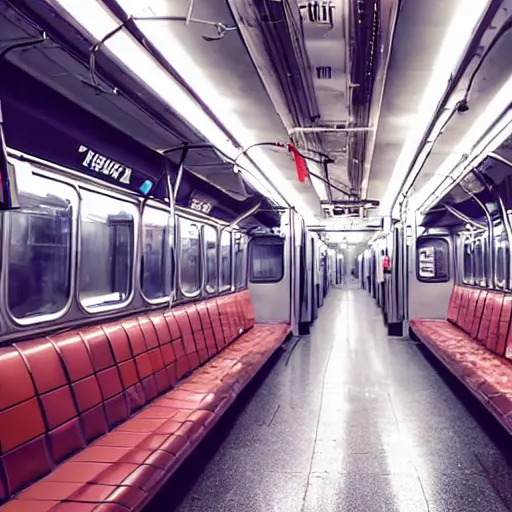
(220, 230), (232, 291)
(474, 242), (480, 283)
(204, 225), (217, 294)
(474, 238), (485, 286)
(80, 190), (136, 309)
(250, 237), (284, 283)
(483, 237), (489, 286)
(142, 207), (172, 300)
(495, 232), (509, 289)
(497, 246), (505, 286)
(234, 233), (246, 289)
(8, 175), (76, 320)
(180, 218), (201, 295)
(463, 238), (473, 284)
(416, 237), (449, 283)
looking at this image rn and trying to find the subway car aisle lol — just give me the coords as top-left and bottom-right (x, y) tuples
(148, 286), (512, 512)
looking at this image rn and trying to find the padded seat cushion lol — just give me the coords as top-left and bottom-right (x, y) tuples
(411, 298), (512, 434)
(2, 322), (289, 511)
(0, 288), (289, 512)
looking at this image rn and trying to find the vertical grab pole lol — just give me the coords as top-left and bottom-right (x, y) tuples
(165, 159), (176, 304)
(173, 145), (189, 202)
(477, 163), (512, 290)
(490, 157), (512, 289)
(461, 183), (494, 288)
(0, 100), (7, 205)
(0, 99), (18, 209)
(289, 208), (298, 335)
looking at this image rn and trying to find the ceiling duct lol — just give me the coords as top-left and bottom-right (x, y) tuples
(227, 0), (332, 202)
(227, 0), (320, 131)
(228, 0), (383, 206)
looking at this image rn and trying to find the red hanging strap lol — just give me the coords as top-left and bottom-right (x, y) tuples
(288, 143), (309, 183)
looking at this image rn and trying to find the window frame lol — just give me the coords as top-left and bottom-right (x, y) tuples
(219, 229), (232, 292)
(4, 164), (79, 326)
(203, 223), (218, 295)
(415, 236), (450, 284)
(234, 231), (247, 290)
(78, 187), (139, 314)
(462, 236), (474, 285)
(474, 236), (487, 287)
(177, 216), (203, 298)
(494, 227), (510, 291)
(249, 235), (285, 284)
(140, 202), (173, 305)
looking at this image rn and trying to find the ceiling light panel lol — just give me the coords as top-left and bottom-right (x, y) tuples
(115, 0), (315, 220)
(50, 0), (316, 221)
(380, 0), (490, 215)
(307, 162), (329, 202)
(413, 75), (512, 212)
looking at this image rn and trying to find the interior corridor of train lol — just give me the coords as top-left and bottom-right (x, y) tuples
(1, 0), (512, 511)
(147, 283), (512, 512)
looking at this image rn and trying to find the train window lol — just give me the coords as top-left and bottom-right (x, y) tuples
(495, 239), (509, 289)
(8, 174), (77, 322)
(474, 238), (486, 286)
(249, 236), (285, 283)
(142, 206), (172, 301)
(462, 237), (473, 284)
(204, 224), (217, 294)
(416, 237), (450, 283)
(179, 218), (202, 296)
(220, 230), (232, 292)
(80, 190), (137, 310)
(234, 232), (246, 289)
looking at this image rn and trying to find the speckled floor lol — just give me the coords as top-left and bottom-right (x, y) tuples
(146, 285), (512, 511)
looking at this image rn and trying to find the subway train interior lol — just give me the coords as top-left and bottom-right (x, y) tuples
(1, 0), (512, 510)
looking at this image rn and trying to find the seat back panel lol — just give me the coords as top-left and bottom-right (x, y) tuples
(447, 286), (463, 324)
(0, 290), (259, 503)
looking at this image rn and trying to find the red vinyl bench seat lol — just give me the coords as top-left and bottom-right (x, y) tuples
(0, 290), (290, 511)
(411, 285), (512, 433)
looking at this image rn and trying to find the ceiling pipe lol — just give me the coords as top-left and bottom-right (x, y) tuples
(0, 32), (47, 60)
(359, 0), (401, 199)
(342, 0), (352, 118)
(223, 200), (263, 230)
(308, 227), (379, 232)
(322, 199), (380, 206)
(489, 151), (512, 167)
(289, 126), (374, 135)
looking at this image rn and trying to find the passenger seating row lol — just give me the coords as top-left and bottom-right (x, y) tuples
(411, 285), (512, 433)
(0, 290), (290, 511)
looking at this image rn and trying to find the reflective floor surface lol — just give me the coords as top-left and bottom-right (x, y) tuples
(146, 285), (512, 511)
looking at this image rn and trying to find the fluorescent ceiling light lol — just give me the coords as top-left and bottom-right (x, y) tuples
(51, 0), (316, 221)
(413, 75), (512, 212)
(420, 115), (512, 213)
(380, 0), (489, 215)
(307, 162), (329, 202)
(400, 141), (434, 196)
(426, 108), (453, 143)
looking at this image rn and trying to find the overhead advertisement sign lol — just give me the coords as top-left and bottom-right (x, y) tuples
(3, 98), (157, 198)
(73, 143), (154, 196)
(188, 191), (216, 214)
(79, 145), (133, 185)
(0, 65), (165, 200)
